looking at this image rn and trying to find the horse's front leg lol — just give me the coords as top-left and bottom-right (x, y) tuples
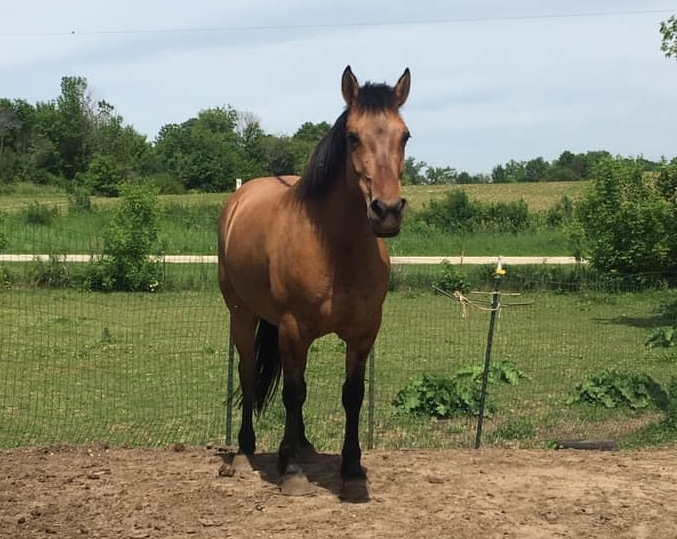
(340, 337), (373, 501)
(277, 315), (314, 496)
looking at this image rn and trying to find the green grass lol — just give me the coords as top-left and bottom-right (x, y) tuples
(0, 181), (589, 215)
(386, 225), (568, 256)
(2, 286), (676, 450)
(0, 182), (581, 256)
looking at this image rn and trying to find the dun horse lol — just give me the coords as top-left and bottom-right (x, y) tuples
(218, 66), (411, 500)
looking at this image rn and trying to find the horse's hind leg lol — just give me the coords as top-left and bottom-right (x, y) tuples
(229, 308), (259, 472)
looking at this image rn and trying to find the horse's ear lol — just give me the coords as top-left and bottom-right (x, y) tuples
(341, 65), (359, 106)
(393, 68), (411, 108)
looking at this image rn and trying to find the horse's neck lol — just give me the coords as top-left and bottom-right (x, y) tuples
(307, 182), (372, 245)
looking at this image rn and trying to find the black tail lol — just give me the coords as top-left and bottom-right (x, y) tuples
(254, 318), (281, 415)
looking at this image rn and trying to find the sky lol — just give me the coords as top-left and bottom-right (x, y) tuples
(1, 1), (676, 174)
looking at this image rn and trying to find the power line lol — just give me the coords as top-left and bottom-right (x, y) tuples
(0, 7), (674, 38)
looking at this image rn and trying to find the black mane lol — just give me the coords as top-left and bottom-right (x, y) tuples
(295, 82), (398, 200)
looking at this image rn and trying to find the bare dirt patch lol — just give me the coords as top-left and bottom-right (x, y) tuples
(1, 444), (675, 538)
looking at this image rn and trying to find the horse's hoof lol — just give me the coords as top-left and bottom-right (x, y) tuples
(231, 454), (255, 473)
(280, 473), (314, 496)
(340, 477), (371, 503)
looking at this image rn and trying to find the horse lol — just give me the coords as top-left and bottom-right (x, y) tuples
(217, 65), (411, 500)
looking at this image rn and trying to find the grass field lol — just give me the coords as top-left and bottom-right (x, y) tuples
(1, 181), (579, 256)
(0, 180), (589, 214)
(2, 285), (675, 451)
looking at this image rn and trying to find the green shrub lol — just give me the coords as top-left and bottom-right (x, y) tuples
(393, 373), (485, 418)
(418, 190), (532, 234)
(664, 378), (677, 429)
(393, 361), (526, 419)
(434, 262), (471, 294)
(566, 369), (669, 410)
(147, 173), (186, 195)
(67, 186), (93, 213)
(21, 202), (60, 226)
(84, 182), (163, 292)
(76, 154), (127, 197)
(646, 327), (676, 349)
(574, 156), (677, 275)
(544, 195), (575, 227)
(29, 254), (74, 288)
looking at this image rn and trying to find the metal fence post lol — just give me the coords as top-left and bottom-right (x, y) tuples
(367, 346), (376, 450)
(474, 258), (504, 449)
(225, 325), (235, 446)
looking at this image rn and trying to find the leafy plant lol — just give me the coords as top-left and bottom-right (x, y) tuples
(393, 361), (526, 419)
(663, 378), (677, 429)
(434, 262), (471, 294)
(646, 327), (676, 348)
(393, 373), (485, 419)
(455, 360), (527, 385)
(566, 369), (669, 410)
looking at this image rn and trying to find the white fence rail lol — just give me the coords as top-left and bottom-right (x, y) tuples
(0, 254), (582, 265)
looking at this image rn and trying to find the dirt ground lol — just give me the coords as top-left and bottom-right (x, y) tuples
(0, 444), (675, 539)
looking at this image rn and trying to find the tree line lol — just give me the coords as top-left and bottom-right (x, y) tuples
(0, 76), (673, 196)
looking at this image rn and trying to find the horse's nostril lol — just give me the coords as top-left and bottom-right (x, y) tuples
(398, 198), (407, 213)
(370, 199), (387, 219)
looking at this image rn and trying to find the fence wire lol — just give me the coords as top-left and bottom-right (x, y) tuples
(2, 258), (676, 451)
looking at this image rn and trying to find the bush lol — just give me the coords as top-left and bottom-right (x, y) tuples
(393, 361), (526, 419)
(77, 154), (127, 197)
(418, 190), (532, 233)
(21, 202), (60, 226)
(574, 156), (677, 275)
(566, 369), (669, 410)
(434, 262), (471, 294)
(543, 196), (574, 227)
(29, 254), (74, 288)
(147, 173), (186, 195)
(84, 182), (163, 292)
(67, 186), (93, 213)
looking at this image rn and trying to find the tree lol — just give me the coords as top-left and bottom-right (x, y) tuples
(291, 121), (331, 174)
(491, 164), (507, 183)
(524, 157), (550, 182)
(504, 159), (527, 182)
(402, 157), (427, 185)
(54, 76), (96, 179)
(425, 165), (457, 185)
(660, 15), (677, 59)
(573, 156), (677, 276)
(154, 107), (247, 191)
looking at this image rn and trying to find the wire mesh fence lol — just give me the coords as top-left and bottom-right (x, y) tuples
(2, 258), (676, 451)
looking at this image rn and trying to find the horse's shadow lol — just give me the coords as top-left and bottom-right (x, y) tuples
(216, 450), (347, 499)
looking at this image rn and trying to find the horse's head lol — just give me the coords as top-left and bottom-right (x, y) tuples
(341, 66), (411, 238)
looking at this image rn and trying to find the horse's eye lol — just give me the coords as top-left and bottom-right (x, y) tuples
(401, 131), (411, 147)
(346, 132), (361, 149)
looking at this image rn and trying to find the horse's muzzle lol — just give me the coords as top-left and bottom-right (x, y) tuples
(368, 197), (407, 237)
